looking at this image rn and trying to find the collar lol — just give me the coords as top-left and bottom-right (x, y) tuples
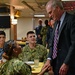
(60, 12), (66, 26)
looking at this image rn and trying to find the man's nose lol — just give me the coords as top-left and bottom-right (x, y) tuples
(0, 38), (4, 40)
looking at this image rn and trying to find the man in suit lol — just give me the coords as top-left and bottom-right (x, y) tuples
(35, 19), (43, 44)
(46, 19), (55, 49)
(42, 0), (75, 75)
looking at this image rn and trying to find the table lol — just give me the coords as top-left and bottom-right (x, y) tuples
(31, 62), (44, 75)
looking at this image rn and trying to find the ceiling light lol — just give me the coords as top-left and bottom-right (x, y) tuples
(15, 6), (25, 10)
(34, 14), (45, 17)
(15, 10), (20, 17)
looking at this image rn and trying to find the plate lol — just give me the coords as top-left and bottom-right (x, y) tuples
(25, 61), (34, 65)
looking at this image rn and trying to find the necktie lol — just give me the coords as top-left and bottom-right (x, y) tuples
(52, 21), (60, 59)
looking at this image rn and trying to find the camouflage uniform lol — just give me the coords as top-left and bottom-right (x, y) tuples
(41, 26), (49, 46)
(18, 44), (47, 62)
(0, 58), (31, 75)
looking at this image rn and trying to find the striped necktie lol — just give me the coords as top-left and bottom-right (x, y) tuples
(52, 21), (60, 59)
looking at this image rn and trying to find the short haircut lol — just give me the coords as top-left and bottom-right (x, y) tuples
(46, 0), (63, 10)
(27, 31), (35, 36)
(0, 31), (6, 36)
(44, 20), (48, 24)
(38, 19), (42, 22)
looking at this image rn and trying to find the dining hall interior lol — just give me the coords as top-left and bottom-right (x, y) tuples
(0, 0), (75, 41)
(0, 0), (75, 75)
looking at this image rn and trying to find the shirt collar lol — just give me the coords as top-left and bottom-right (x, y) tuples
(60, 12), (66, 25)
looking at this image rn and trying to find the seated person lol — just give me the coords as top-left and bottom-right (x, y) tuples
(0, 40), (31, 75)
(18, 31), (47, 62)
(0, 31), (6, 60)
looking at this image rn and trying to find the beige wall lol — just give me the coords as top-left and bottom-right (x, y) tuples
(17, 17), (49, 40)
(17, 17), (34, 40)
(34, 17), (49, 27)
(0, 17), (49, 40)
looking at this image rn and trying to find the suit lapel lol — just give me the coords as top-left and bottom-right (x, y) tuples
(52, 12), (69, 44)
(58, 12), (68, 40)
(58, 21), (67, 37)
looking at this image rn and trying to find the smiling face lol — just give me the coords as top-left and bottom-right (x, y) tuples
(27, 33), (36, 44)
(46, 4), (60, 21)
(46, 0), (64, 21)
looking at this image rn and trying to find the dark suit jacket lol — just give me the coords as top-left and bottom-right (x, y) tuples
(48, 12), (75, 74)
(35, 25), (43, 44)
(46, 26), (53, 48)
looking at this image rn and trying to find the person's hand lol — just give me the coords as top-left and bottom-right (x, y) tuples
(0, 59), (3, 63)
(2, 52), (9, 59)
(38, 66), (49, 75)
(42, 59), (52, 72)
(39, 59), (53, 75)
(38, 35), (41, 39)
(59, 63), (69, 75)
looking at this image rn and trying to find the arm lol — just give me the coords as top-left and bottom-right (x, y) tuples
(64, 20), (75, 65)
(43, 47), (47, 62)
(20, 63), (32, 75)
(46, 27), (50, 43)
(6, 59), (32, 75)
(18, 46), (26, 61)
(59, 16), (75, 75)
(38, 65), (49, 75)
(41, 27), (47, 35)
(41, 59), (52, 75)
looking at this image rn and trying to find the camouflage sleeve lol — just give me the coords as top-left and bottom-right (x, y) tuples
(38, 45), (47, 62)
(18, 45), (33, 61)
(41, 27), (45, 35)
(7, 59), (32, 75)
(18, 46), (27, 61)
(41, 27), (47, 35)
(43, 47), (47, 62)
(19, 63), (32, 75)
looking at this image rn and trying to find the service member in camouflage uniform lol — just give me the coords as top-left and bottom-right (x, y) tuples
(0, 40), (31, 75)
(35, 19), (43, 45)
(41, 20), (49, 47)
(18, 31), (47, 62)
